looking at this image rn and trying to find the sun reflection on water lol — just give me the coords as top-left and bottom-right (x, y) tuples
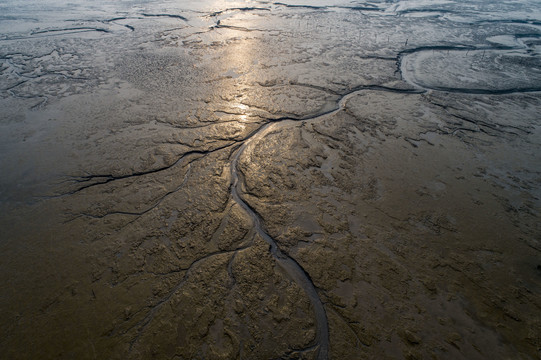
(210, 2), (261, 123)
(232, 103), (249, 121)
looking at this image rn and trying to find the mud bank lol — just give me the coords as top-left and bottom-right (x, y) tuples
(1, 0), (540, 359)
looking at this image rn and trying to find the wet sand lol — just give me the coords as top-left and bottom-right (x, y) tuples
(1, 0), (540, 359)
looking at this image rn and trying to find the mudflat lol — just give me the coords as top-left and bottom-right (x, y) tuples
(1, 0), (540, 359)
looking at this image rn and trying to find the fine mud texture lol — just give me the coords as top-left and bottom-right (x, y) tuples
(1, 0), (540, 359)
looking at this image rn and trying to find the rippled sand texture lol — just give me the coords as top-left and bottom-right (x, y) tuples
(1, 0), (540, 359)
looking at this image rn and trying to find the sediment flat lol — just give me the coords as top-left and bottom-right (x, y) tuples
(1, 0), (540, 359)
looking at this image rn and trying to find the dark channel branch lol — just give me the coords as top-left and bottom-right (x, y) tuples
(396, 44), (475, 77)
(271, 2), (384, 12)
(101, 17), (135, 31)
(475, 19), (541, 27)
(0, 27), (112, 40)
(120, 197), (256, 351)
(289, 85), (424, 122)
(62, 122), (268, 195)
(67, 165), (193, 222)
(209, 18), (276, 33)
(327, 306), (370, 349)
(278, 81), (342, 96)
(245, 85), (424, 126)
(140, 13), (188, 21)
(282, 342), (321, 359)
(208, 7), (271, 17)
(395, 8), (456, 16)
(127, 246), (252, 350)
(396, 43), (541, 94)
(31, 27), (111, 35)
(271, 2), (323, 10)
(213, 21), (259, 32)
(63, 150), (204, 194)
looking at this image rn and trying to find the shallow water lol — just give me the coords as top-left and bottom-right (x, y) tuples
(1, 1), (540, 359)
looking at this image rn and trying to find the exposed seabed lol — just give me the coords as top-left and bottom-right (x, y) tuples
(1, 0), (540, 359)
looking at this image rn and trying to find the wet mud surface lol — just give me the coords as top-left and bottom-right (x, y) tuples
(1, 0), (540, 359)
